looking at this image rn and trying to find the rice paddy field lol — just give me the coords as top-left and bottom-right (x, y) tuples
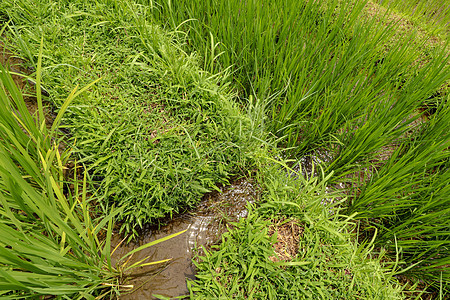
(0, 0), (448, 299)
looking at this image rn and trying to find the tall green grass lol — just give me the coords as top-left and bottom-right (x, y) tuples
(0, 60), (118, 297)
(348, 101), (450, 285)
(151, 0), (450, 290)
(152, 0), (448, 158)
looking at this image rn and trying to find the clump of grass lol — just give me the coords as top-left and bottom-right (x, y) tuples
(0, 0), (251, 238)
(189, 165), (405, 299)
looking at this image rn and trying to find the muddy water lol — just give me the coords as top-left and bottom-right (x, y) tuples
(113, 179), (258, 299)
(294, 150), (333, 179)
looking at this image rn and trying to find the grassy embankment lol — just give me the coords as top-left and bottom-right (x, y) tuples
(0, 53), (187, 298)
(0, 0), (448, 298)
(0, 0), (251, 238)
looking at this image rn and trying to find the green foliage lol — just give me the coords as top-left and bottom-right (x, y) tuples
(349, 102), (450, 285)
(1, 0), (449, 296)
(0, 61), (186, 298)
(152, 0), (449, 176)
(152, 0), (450, 289)
(189, 169), (404, 299)
(0, 61), (119, 298)
(0, 0), (251, 237)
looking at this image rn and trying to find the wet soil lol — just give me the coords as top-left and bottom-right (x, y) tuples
(0, 41), (54, 127)
(112, 179), (258, 299)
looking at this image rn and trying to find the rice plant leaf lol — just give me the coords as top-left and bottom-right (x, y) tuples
(119, 229), (187, 262)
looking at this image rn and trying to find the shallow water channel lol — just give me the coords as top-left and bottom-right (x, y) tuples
(112, 179), (258, 299)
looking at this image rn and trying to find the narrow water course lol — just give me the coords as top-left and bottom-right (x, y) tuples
(113, 179), (258, 299)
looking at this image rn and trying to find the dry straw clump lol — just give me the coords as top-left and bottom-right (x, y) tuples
(268, 219), (303, 263)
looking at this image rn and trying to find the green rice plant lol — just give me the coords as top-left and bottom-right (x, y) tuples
(347, 101), (450, 288)
(0, 62), (185, 298)
(152, 0), (447, 162)
(325, 43), (450, 179)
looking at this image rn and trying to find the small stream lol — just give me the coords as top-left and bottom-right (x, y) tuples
(112, 179), (258, 299)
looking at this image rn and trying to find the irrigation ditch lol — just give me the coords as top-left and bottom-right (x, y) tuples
(113, 179), (258, 299)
